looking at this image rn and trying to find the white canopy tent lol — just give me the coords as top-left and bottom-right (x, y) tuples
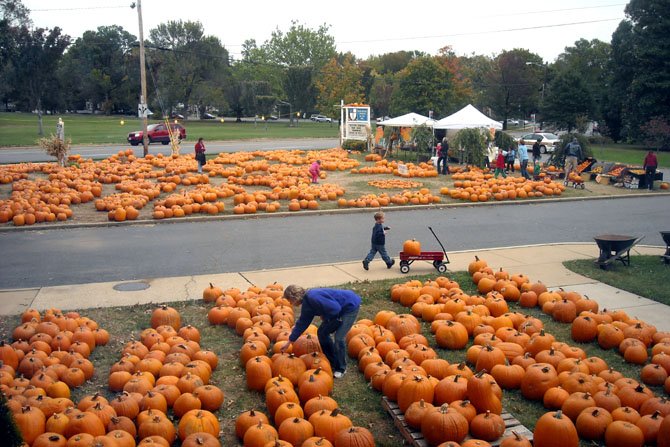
(433, 104), (502, 130)
(378, 112), (435, 127)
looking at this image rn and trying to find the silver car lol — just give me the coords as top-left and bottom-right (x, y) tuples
(518, 132), (560, 153)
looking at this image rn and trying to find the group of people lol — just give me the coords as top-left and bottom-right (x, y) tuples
(493, 138), (542, 180)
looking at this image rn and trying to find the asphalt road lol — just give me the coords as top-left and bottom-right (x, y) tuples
(0, 138), (341, 163)
(1, 195), (668, 289)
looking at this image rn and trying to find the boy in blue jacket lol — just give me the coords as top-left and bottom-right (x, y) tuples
(280, 285), (361, 378)
(362, 211), (394, 270)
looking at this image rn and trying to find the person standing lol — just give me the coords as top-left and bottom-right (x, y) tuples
(56, 118), (65, 141)
(563, 137), (583, 185)
(518, 139), (531, 179)
(532, 138), (542, 164)
(194, 137), (206, 173)
(280, 285), (361, 378)
(643, 150), (658, 190)
(494, 148), (507, 179)
(505, 145), (516, 173)
(309, 160), (321, 183)
(437, 137), (449, 175)
(363, 211), (394, 270)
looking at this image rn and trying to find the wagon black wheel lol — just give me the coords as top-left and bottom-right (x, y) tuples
(400, 264), (410, 274)
(433, 260), (441, 269)
(437, 263), (447, 273)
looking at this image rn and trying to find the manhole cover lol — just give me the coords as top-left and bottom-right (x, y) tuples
(113, 281), (150, 292)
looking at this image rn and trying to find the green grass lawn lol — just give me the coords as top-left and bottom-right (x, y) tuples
(564, 255), (670, 305)
(0, 112), (339, 146)
(589, 143), (670, 168)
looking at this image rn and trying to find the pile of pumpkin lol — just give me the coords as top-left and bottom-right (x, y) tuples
(367, 179), (424, 189)
(202, 282), (376, 447)
(1, 308), (110, 446)
(441, 175), (566, 202)
(351, 160), (439, 178)
(464, 256), (670, 447)
(101, 304), (224, 447)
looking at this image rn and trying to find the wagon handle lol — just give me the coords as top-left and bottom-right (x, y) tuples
(428, 226), (447, 257)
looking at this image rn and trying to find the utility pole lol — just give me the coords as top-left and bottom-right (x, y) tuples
(135, 0), (149, 157)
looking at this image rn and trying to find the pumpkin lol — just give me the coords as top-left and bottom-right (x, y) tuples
(332, 426), (375, 447)
(13, 405), (46, 445)
(180, 432), (221, 447)
(309, 408), (353, 443)
(178, 409), (220, 440)
(470, 410), (505, 441)
(533, 410), (579, 447)
(404, 399), (434, 429)
(235, 409), (270, 440)
(397, 374), (435, 413)
(202, 283), (223, 303)
(403, 239), (421, 256)
(604, 420), (644, 447)
(420, 404), (469, 445)
(499, 431), (532, 447)
(150, 305), (181, 330)
(243, 421), (278, 447)
(278, 417), (314, 447)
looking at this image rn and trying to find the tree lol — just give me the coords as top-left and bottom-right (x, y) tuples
(366, 50), (424, 75)
(58, 26), (138, 114)
(9, 26), (69, 134)
(369, 75), (395, 119)
(604, 21), (636, 141)
(485, 49), (543, 127)
(542, 71), (593, 132)
(284, 66), (316, 117)
(263, 21), (336, 71)
(610, 0), (670, 140)
(389, 56), (454, 117)
(148, 20), (229, 116)
(553, 38), (610, 123)
(452, 128), (489, 167)
(314, 53), (365, 118)
(458, 54), (495, 114)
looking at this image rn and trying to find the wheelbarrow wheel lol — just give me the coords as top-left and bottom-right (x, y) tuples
(437, 263), (447, 273)
(399, 261), (410, 274)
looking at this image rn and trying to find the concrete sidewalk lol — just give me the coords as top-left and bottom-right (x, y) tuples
(1, 243), (668, 331)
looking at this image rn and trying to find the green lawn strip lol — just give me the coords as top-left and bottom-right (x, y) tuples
(564, 256), (670, 306)
(0, 112), (338, 147)
(0, 270), (662, 446)
(590, 144), (670, 168)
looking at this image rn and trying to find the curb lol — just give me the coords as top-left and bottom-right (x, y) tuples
(0, 191), (668, 233)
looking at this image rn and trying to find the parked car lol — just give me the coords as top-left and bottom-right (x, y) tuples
(516, 132), (560, 153)
(127, 123), (186, 146)
(267, 115), (279, 120)
(169, 113), (184, 120)
(311, 115), (332, 123)
(202, 112), (216, 119)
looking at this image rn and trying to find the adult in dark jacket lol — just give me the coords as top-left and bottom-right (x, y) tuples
(563, 138), (583, 184)
(532, 139), (542, 164)
(437, 137), (449, 175)
(280, 285), (362, 378)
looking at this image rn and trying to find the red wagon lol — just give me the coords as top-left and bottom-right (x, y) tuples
(398, 227), (450, 274)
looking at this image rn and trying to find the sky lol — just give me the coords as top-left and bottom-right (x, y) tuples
(22, 0), (628, 63)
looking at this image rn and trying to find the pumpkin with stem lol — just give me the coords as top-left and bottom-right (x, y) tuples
(533, 410), (578, 447)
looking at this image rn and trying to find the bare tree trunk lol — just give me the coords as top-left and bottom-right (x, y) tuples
(37, 98), (44, 136)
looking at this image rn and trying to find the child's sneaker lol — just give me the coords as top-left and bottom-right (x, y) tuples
(362, 260), (369, 271)
(333, 371), (346, 379)
(387, 259), (395, 269)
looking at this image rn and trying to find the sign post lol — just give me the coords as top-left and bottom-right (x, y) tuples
(341, 103), (371, 150)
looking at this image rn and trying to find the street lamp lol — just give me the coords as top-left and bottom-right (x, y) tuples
(526, 61), (548, 130)
(277, 100), (292, 127)
(525, 61), (547, 101)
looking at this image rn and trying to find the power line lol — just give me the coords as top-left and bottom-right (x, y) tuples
(29, 5), (130, 12)
(338, 18), (622, 45)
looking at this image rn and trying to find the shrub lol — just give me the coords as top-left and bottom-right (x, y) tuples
(342, 139), (367, 151)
